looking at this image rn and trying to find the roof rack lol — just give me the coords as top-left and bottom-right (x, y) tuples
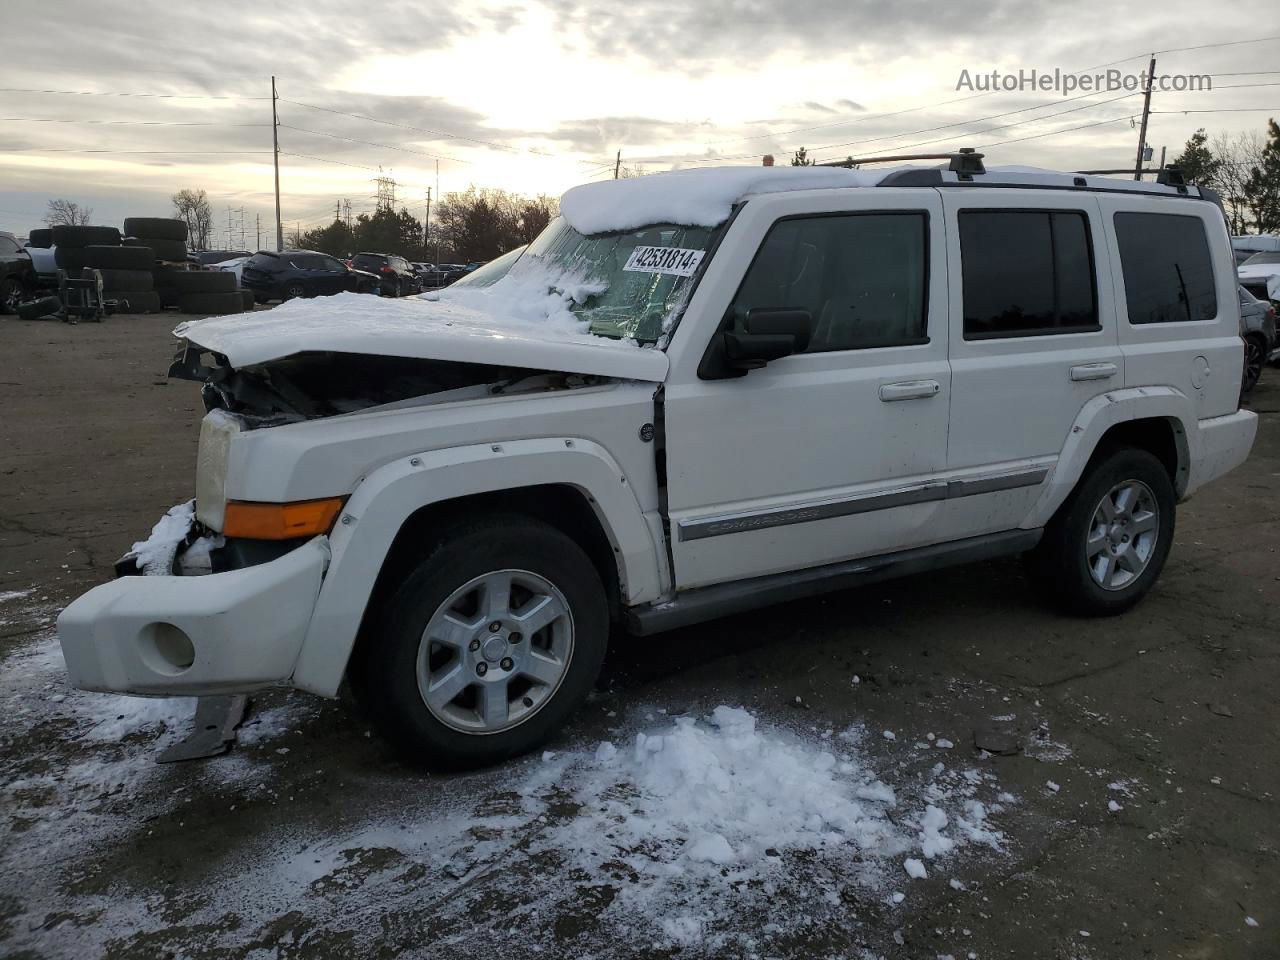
(819, 148), (986, 179)
(1075, 165), (1187, 188)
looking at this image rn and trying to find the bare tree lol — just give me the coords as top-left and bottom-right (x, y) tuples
(1210, 131), (1265, 234)
(172, 188), (213, 250)
(44, 199), (93, 227)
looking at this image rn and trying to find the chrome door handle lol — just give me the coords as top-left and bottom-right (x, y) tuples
(1070, 362), (1118, 382)
(879, 379), (941, 402)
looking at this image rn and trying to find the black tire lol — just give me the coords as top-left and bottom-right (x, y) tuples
(82, 245), (155, 270)
(94, 268), (154, 292)
(1, 277), (24, 314)
(161, 270), (237, 294)
(17, 295), (61, 321)
(1029, 448), (1176, 617)
(1242, 335), (1266, 395)
(178, 291), (245, 315)
(283, 281), (308, 299)
(130, 237), (187, 261)
(112, 290), (161, 314)
(27, 228), (53, 249)
(354, 515), (609, 770)
(240, 289), (255, 311)
(50, 225), (120, 248)
(54, 248), (90, 272)
(156, 286), (180, 309)
(122, 217), (187, 242)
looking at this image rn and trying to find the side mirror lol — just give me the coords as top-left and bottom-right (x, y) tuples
(723, 308), (812, 370)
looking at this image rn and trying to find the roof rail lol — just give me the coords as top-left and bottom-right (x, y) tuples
(1075, 165), (1187, 186)
(818, 148), (986, 179)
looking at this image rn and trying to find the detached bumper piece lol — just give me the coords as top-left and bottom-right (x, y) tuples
(57, 537), (330, 696)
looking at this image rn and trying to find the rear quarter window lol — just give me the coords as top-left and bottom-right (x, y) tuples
(1113, 212), (1218, 324)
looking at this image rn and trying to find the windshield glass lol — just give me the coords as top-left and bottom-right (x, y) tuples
(1243, 252), (1280, 265)
(510, 217), (713, 343)
(450, 245), (527, 289)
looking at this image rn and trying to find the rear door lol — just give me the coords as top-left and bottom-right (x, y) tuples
(939, 190), (1121, 538)
(662, 187), (953, 589)
(1097, 197), (1242, 419)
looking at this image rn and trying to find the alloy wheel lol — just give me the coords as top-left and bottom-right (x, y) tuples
(1086, 479), (1159, 591)
(415, 569), (574, 734)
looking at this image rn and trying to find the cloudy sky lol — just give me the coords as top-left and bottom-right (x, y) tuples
(2, 0), (1277, 243)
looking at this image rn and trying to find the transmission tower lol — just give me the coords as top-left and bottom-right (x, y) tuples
(373, 168), (397, 211)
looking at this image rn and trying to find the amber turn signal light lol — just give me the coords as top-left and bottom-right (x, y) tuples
(222, 497), (346, 540)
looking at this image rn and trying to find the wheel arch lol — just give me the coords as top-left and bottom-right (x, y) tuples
(1024, 387), (1196, 528)
(289, 438), (664, 697)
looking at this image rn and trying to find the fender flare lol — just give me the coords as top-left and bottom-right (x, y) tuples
(290, 437), (663, 697)
(1022, 386), (1196, 529)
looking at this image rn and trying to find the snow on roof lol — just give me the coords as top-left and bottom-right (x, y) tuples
(559, 165), (913, 234)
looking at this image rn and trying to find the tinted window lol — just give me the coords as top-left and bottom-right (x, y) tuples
(1114, 213), (1217, 324)
(960, 211), (1098, 338)
(245, 252), (280, 272)
(733, 212), (929, 352)
(0, 236), (20, 254)
(352, 254), (385, 270)
(316, 255), (345, 271)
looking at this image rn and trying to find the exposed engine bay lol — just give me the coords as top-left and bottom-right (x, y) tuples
(169, 346), (603, 427)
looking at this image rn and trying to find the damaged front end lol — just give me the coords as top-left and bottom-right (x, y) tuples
(169, 343), (602, 428)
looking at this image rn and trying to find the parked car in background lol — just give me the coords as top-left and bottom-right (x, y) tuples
(440, 245), (526, 290)
(1232, 234), (1280, 267)
(350, 253), (420, 297)
(196, 250), (251, 267)
(239, 250), (381, 303)
(215, 256), (252, 283)
(0, 231), (35, 313)
(1238, 251), (1280, 305)
(418, 262), (471, 289)
(1240, 284), (1278, 393)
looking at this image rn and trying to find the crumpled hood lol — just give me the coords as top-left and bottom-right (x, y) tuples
(175, 291), (669, 382)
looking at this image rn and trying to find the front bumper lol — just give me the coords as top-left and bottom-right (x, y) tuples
(56, 536), (330, 696)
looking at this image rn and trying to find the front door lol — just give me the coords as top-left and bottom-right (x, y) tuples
(662, 187), (952, 590)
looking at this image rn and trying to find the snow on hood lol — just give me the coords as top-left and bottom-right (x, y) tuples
(176, 281), (668, 382)
(559, 165), (911, 234)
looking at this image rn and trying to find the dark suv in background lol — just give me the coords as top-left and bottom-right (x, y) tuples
(240, 250), (381, 303)
(0, 230), (35, 313)
(350, 253), (419, 297)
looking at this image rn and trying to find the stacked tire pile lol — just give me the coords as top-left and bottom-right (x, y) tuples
(155, 267), (250, 316)
(51, 225), (160, 313)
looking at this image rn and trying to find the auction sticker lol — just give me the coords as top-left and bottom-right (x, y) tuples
(623, 245), (705, 277)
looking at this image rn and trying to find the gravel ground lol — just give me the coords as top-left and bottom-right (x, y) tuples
(1, 312), (1277, 959)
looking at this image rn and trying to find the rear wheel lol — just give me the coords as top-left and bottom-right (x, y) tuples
(284, 282), (307, 299)
(355, 516), (608, 769)
(1029, 448), (1175, 616)
(1242, 335), (1266, 394)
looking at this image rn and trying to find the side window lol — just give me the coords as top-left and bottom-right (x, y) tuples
(733, 212), (928, 352)
(960, 210), (1098, 339)
(318, 255), (344, 271)
(0, 237), (19, 254)
(1113, 212), (1217, 324)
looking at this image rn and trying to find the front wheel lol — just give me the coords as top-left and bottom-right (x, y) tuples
(1028, 448), (1175, 616)
(284, 282), (307, 300)
(355, 515), (608, 769)
(0, 277), (23, 315)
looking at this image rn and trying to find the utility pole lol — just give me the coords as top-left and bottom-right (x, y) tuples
(255, 213), (261, 250)
(424, 188), (431, 255)
(271, 75), (283, 251)
(1133, 55), (1156, 181)
(614, 149), (621, 179)
(434, 160), (441, 266)
(335, 200), (340, 222)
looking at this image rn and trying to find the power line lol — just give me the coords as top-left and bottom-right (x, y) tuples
(1152, 107), (1280, 114)
(0, 147), (272, 154)
(1154, 34), (1280, 55)
(0, 87), (270, 100)
(279, 123), (470, 164)
(978, 113), (1140, 149)
(0, 117), (269, 126)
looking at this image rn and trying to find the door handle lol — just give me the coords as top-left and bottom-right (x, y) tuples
(879, 379), (941, 402)
(1069, 362), (1118, 382)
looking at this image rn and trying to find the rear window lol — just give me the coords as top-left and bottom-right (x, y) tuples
(1113, 213), (1218, 324)
(352, 254), (385, 270)
(245, 252), (280, 271)
(960, 210), (1098, 339)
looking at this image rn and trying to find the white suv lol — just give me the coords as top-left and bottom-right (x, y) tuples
(58, 158), (1257, 767)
